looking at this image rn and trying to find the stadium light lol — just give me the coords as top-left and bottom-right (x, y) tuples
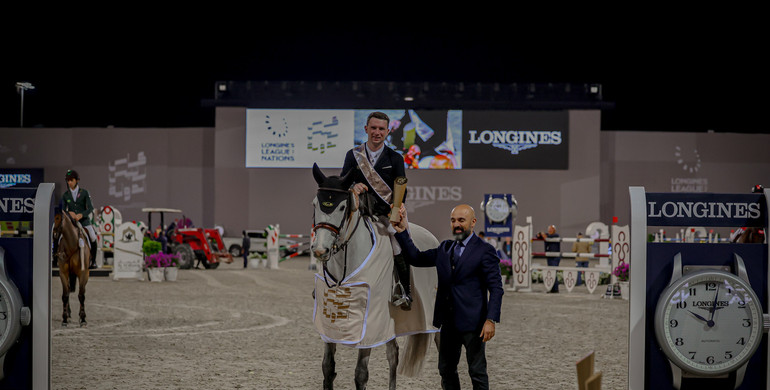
(15, 82), (35, 127)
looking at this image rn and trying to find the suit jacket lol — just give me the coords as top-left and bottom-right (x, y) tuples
(395, 231), (503, 332)
(341, 145), (406, 215)
(61, 187), (95, 226)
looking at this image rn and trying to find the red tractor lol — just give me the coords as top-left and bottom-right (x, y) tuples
(142, 208), (233, 269)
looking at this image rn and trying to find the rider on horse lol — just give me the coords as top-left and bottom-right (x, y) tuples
(61, 169), (98, 269)
(341, 111), (413, 310)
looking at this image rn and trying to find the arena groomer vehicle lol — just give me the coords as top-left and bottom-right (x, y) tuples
(142, 208), (233, 269)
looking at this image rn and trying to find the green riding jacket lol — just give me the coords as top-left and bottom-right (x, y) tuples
(61, 187), (95, 226)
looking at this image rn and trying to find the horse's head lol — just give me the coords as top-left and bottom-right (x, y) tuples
(310, 163), (356, 263)
(53, 212), (63, 241)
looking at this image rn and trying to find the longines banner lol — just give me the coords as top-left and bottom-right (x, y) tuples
(0, 168), (44, 189)
(461, 111), (569, 169)
(646, 193), (766, 227)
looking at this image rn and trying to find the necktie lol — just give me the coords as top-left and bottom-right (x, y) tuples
(452, 241), (464, 267)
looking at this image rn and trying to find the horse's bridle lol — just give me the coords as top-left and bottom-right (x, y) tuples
(312, 187), (369, 288)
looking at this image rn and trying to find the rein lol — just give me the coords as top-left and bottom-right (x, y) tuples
(313, 188), (370, 288)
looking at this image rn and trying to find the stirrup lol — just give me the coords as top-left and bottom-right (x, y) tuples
(391, 282), (412, 310)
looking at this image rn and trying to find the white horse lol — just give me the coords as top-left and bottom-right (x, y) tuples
(310, 164), (440, 390)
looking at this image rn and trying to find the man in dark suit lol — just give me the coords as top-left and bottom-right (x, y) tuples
(391, 203), (503, 390)
(341, 111), (414, 309)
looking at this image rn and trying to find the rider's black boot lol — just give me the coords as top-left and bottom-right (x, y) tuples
(89, 241), (98, 269)
(393, 253), (412, 311)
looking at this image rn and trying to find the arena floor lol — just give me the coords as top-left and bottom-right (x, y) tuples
(51, 256), (629, 389)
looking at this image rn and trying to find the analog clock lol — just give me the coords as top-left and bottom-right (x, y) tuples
(654, 253), (765, 388)
(0, 247), (32, 380)
(485, 197), (510, 223)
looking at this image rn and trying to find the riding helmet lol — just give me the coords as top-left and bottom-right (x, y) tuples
(65, 169), (80, 181)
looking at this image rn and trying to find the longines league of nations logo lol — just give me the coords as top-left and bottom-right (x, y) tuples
(671, 145), (707, 192)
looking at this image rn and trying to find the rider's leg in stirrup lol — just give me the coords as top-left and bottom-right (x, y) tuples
(385, 220), (412, 310)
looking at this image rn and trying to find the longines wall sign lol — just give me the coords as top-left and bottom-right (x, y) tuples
(646, 193), (766, 227)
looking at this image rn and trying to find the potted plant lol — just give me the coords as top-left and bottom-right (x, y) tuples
(613, 260), (630, 300)
(163, 253), (180, 281)
(144, 253), (166, 282)
(499, 258), (513, 284)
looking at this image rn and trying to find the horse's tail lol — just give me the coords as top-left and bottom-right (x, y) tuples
(397, 332), (432, 377)
(69, 274), (77, 293)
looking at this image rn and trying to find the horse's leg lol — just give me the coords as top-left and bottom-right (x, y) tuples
(322, 342), (337, 390)
(58, 262), (70, 326)
(385, 339), (399, 390)
(354, 347), (371, 390)
(78, 269), (89, 327)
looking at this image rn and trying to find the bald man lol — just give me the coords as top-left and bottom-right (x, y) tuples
(391, 204), (503, 390)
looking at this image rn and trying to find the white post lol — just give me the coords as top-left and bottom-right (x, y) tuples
(266, 225), (280, 269)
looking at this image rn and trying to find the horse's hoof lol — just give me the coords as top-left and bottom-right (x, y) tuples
(61, 322), (68, 327)
(80, 322), (87, 328)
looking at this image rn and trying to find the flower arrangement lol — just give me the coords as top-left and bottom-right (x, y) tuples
(499, 258), (513, 277)
(613, 260), (629, 282)
(145, 252), (180, 268)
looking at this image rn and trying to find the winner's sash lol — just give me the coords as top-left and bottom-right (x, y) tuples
(352, 144), (392, 204)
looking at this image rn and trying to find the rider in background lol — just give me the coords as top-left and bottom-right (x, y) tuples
(61, 169), (98, 269)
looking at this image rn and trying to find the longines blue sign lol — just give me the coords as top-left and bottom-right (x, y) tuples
(0, 188), (37, 222)
(0, 168), (43, 189)
(646, 193), (766, 227)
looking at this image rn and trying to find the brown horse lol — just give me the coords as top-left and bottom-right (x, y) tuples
(735, 227), (766, 243)
(53, 211), (90, 326)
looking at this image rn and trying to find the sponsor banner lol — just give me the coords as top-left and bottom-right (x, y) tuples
(0, 168), (44, 189)
(461, 111), (568, 169)
(246, 109), (354, 168)
(0, 188), (37, 225)
(353, 109), (462, 169)
(646, 193), (766, 227)
(404, 185), (462, 212)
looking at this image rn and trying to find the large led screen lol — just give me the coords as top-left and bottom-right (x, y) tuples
(246, 109), (567, 169)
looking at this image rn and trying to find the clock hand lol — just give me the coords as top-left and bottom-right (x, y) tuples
(709, 284), (720, 322)
(688, 310), (709, 323)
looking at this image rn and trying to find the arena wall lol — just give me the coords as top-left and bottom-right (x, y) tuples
(2, 115), (767, 241)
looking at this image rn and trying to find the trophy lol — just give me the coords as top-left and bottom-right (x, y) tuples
(389, 177), (408, 222)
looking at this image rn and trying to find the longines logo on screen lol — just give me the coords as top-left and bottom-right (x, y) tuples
(467, 130), (562, 155)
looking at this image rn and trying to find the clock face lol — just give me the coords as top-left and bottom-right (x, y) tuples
(486, 198), (510, 223)
(654, 270), (763, 375)
(0, 291), (10, 346)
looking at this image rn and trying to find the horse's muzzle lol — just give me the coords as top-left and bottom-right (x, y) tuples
(312, 246), (330, 263)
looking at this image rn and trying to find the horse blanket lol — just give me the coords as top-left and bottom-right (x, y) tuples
(313, 220), (439, 348)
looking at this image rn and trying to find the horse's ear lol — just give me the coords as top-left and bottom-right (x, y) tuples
(340, 168), (354, 189)
(312, 163), (326, 186)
